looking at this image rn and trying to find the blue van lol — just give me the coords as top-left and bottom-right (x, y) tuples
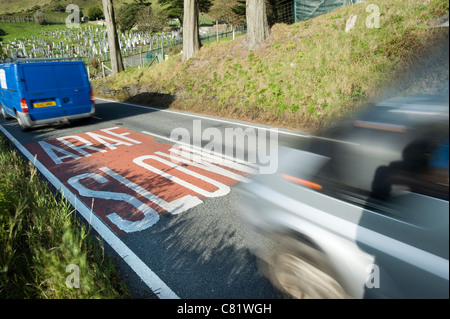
(0, 58), (95, 130)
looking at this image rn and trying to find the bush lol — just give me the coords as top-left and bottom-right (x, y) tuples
(90, 58), (100, 77)
(28, 5), (41, 13)
(116, 3), (145, 32)
(137, 6), (169, 34)
(48, 3), (66, 13)
(88, 5), (104, 21)
(0, 29), (5, 50)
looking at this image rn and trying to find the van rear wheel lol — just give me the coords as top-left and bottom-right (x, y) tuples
(1, 106), (13, 120)
(15, 112), (30, 131)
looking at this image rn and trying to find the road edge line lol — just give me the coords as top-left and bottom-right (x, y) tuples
(0, 124), (180, 299)
(94, 96), (309, 138)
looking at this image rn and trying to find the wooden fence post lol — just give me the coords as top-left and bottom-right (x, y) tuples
(216, 20), (219, 42)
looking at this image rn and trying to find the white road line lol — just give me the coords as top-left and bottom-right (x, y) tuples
(95, 97), (361, 146)
(0, 124), (180, 299)
(94, 97), (309, 138)
(141, 130), (260, 168)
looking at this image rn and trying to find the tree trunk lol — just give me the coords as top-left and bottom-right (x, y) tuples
(182, 0), (201, 61)
(246, 0), (270, 51)
(102, 0), (124, 73)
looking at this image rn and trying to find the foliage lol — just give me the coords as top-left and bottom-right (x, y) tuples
(87, 5), (104, 21)
(158, 0), (213, 24)
(0, 31), (4, 56)
(0, 136), (132, 298)
(116, 1), (149, 32)
(45, 0), (66, 13)
(231, 0), (245, 16)
(158, 0), (184, 22)
(90, 58), (100, 76)
(137, 6), (169, 34)
(209, 0), (245, 26)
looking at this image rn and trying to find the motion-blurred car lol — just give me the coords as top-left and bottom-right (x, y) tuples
(238, 94), (449, 298)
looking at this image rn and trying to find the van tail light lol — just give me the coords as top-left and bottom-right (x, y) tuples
(20, 98), (29, 113)
(281, 173), (323, 191)
(90, 92), (95, 105)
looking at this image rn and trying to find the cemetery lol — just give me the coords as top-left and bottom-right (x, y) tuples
(1, 23), (181, 71)
(0, 20), (243, 78)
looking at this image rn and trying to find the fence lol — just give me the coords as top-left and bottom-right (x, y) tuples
(0, 15), (34, 23)
(119, 25), (247, 66)
(123, 48), (165, 69)
(0, 14), (67, 24)
(200, 26), (247, 43)
(273, 0), (366, 24)
(274, 1), (295, 24)
(293, 0), (366, 23)
(95, 51), (161, 78)
(96, 26), (247, 77)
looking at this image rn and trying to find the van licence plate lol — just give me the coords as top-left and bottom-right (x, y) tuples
(33, 101), (57, 108)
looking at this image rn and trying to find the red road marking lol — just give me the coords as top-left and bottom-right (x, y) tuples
(25, 127), (249, 234)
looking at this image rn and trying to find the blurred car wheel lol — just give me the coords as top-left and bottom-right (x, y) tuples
(269, 239), (350, 299)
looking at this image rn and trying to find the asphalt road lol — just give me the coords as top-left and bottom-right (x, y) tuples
(0, 97), (309, 299)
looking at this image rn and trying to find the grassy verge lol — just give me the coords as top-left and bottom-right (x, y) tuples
(92, 0), (449, 132)
(0, 133), (131, 298)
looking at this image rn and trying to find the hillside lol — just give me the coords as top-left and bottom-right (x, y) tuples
(0, 0), (129, 15)
(91, 0), (448, 132)
(0, 0), (50, 14)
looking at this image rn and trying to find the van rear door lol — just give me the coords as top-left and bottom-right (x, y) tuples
(21, 64), (64, 121)
(53, 62), (91, 117)
(20, 62), (91, 121)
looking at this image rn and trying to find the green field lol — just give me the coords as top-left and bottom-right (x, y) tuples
(0, 0), (51, 14)
(1, 22), (67, 43)
(0, 0), (149, 16)
(0, 0), (101, 15)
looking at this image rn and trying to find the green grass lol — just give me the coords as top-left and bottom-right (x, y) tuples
(0, 0), (141, 16)
(0, 134), (132, 298)
(0, 0), (103, 15)
(92, 0), (449, 132)
(0, 22), (67, 43)
(0, 0), (51, 14)
(0, 21), (107, 43)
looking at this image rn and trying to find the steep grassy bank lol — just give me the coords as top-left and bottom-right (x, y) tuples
(92, 0), (449, 132)
(0, 134), (131, 298)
